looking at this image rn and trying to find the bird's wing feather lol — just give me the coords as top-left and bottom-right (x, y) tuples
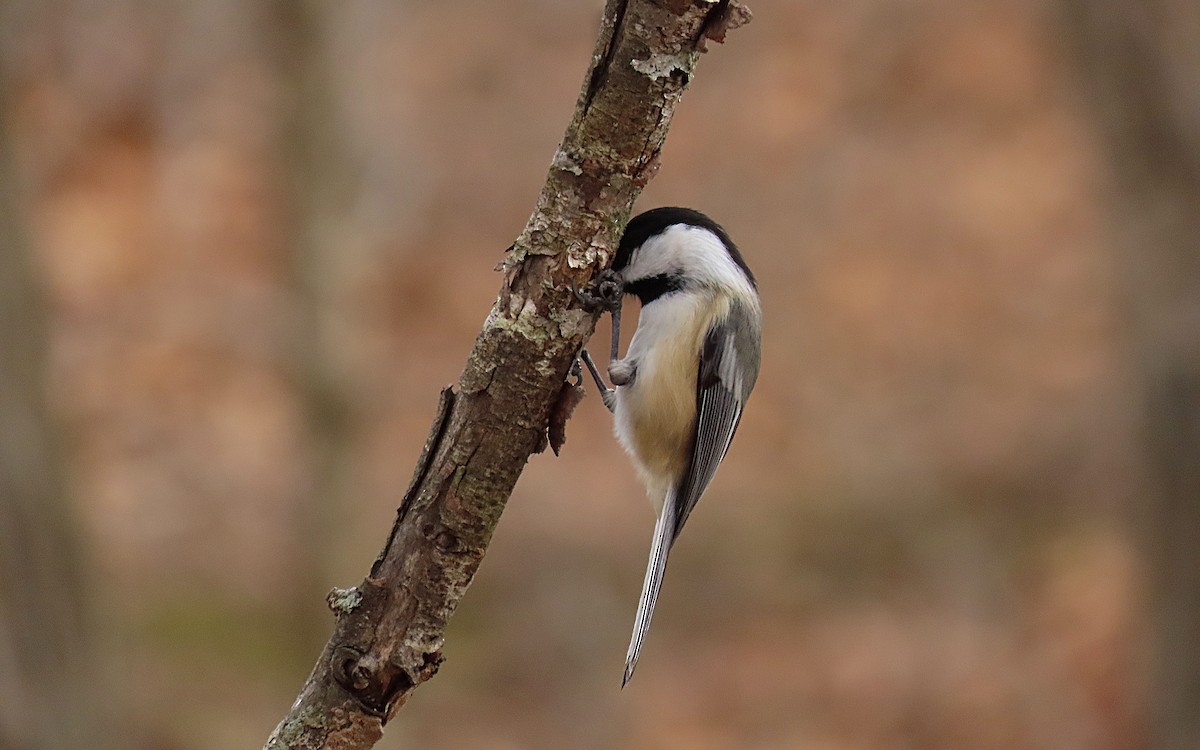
(673, 304), (759, 537)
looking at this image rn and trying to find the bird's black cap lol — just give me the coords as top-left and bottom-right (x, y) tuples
(612, 207), (756, 288)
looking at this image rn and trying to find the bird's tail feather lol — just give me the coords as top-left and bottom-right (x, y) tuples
(623, 497), (677, 687)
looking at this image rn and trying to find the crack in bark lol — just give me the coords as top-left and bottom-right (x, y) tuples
(374, 387), (455, 574)
(582, 0), (630, 115)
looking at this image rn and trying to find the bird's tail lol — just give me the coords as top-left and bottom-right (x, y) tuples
(623, 496), (677, 687)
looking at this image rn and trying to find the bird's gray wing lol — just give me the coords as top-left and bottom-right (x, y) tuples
(672, 302), (761, 538)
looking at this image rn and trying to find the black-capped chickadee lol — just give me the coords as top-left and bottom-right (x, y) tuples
(581, 206), (762, 686)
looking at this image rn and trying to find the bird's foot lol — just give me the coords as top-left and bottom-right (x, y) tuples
(574, 269), (623, 313)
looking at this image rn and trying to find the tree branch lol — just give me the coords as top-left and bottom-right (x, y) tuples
(264, 2), (751, 748)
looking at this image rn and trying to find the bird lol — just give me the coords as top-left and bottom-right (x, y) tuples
(580, 206), (762, 686)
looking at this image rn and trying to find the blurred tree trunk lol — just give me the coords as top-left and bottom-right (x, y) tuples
(1063, 3), (1200, 748)
(271, 0), (356, 659)
(0, 66), (107, 750)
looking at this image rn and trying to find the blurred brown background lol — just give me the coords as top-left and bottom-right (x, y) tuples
(1, 0), (1197, 748)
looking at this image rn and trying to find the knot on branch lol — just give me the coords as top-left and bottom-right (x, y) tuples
(419, 522), (460, 553)
(330, 644), (444, 718)
(332, 646), (382, 693)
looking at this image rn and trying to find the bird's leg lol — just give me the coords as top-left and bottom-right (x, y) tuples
(574, 268), (626, 412)
(580, 350), (617, 412)
(608, 302), (622, 362)
(604, 298), (637, 387)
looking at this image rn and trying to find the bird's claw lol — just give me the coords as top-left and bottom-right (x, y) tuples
(574, 269), (623, 313)
(600, 390), (617, 411)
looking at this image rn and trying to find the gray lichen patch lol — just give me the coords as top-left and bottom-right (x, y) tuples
(327, 586), (363, 615)
(550, 307), (593, 340)
(631, 51), (695, 81)
(566, 239), (605, 269)
(488, 297), (559, 346)
(551, 149), (584, 176)
(265, 701), (328, 748)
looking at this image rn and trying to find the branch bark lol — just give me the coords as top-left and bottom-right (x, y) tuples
(265, 2), (751, 747)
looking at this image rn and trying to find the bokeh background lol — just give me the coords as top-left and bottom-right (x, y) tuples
(2, 1), (1197, 748)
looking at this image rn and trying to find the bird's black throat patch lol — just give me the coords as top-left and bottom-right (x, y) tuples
(624, 273), (686, 304)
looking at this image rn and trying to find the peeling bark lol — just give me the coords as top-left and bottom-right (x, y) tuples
(264, 2), (751, 748)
